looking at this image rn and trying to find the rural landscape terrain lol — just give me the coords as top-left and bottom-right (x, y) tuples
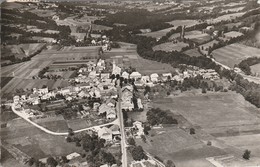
(1, 0), (260, 167)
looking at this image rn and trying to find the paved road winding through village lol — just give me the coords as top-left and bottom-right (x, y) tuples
(117, 86), (128, 167)
(10, 104), (119, 136)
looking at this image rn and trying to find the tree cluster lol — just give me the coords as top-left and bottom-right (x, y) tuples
(238, 57), (260, 75)
(129, 145), (148, 161)
(147, 108), (178, 126)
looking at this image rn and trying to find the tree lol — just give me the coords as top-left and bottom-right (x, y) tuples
(66, 136), (73, 142)
(61, 156), (69, 163)
(28, 157), (35, 166)
(47, 157), (58, 167)
(202, 87), (207, 94)
(131, 146), (148, 161)
(141, 135), (146, 143)
(144, 86), (151, 95)
(143, 125), (151, 135)
(190, 128), (195, 135)
(127, 137), (136, 146)
(243, 149), (251, 160)
(166, 160), (176, 167)
(68, 128), (74, 136)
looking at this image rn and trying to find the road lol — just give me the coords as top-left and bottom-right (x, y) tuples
(211, 57), (260, 84)
(117, 86), (128, 167)
(10, 104), (119, 136)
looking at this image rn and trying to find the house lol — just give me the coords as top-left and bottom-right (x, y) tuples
(89, 71), (97, 78)
(162, 73), (172, 78)
(28, 94), (40, 105)
(122, 71), (130, 79)
(150, 73), (159, 82)
(121, 87), (134, 111)
(21, 95), (27, 101)
(52, 15), (59, 21)
(97, 127), (113, 141)
(101, 73), (110, 80)
(139, 28), (152, 33)
(202, 25), (215, 34)
(66, 152), (81, 160)
(98, 103), (113, 114)
(91, 39), (96, 45)
(112, 61), (121, 75)
(38, 87), (48, 95)
(98, 104), (116, 119)
(106, 110), (117, 119)
(106, 98), (116, 107)
(100, 164), (109, 167)
(137, 98), (143, 109)
(109, 124), (120, 135)
(102, 44), (109, 51)
(59, 88), (71, 95)
(122, 85), (133, 92)
(66, 96), (73, 101)
(141, 76), (150, 83)
(93, 102), (101, 111)
(91, 34), (102, 39)
(130, 72), (142, 80)
(78, 90), (90, 98)
(133, 121), (144, 138)
(79, 67), (88, 73)
(13, 95), (20, 104)
(83, 105), (91, 111)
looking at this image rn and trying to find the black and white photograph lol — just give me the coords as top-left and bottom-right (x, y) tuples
(1, 0), (260, 166)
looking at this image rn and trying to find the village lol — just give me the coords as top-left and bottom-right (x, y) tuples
(8, 51), (222, 167)
(1, 0), (260, 167)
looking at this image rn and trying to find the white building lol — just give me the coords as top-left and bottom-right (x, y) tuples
(112, 61), (121, 75)
(130, 72), (142, 80)
(150, 73), (159, 82)
(122, 71), (130, 79)
(97, 127), (113, 141)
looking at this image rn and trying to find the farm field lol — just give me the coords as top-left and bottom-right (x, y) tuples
(183, 48), (203, 57)
(1, 148), (28, 167)
(1, 60), (52, 79)
(153, 42), (188, 52)
(32, 46), (100, 61)
(44, 71), (76, 79)
(1, 78), (70, 99)
(91, 24), (113, 31)
(199, 40), (219, 50)
(212, 43), (260, 68)
(1, 118), (82, 159)
(30, 9), (56, 17)
(218, 134), (260, 157)
(1, 77), (13, 88)
(152, 92), (260, 133)
(2, 43), (46, 59)
(1, 46), (100, 100)
(199, 40), (219, 54)
(221, 6), (244, 13)
(138, 26), (175, 39)
(169, 30), (211, 44)
(206, 12), (245, 24)
(251, 63), (260, 75)
(167, 19), (200, 27)
(136, 127), (226, 167)
(104, 42), (176, 74)
(34, 116), (69, 133)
